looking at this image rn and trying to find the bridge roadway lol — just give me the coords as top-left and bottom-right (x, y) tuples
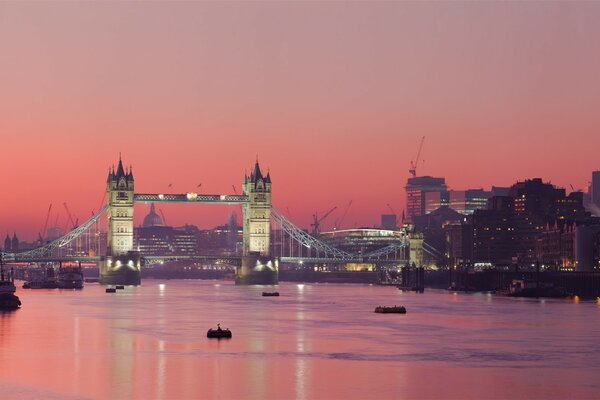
(5, 254), (407, 266)
(134, 193), (248, 204)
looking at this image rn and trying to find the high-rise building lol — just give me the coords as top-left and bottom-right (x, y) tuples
(592, 171), (600, 208)
(449, 189), (491, 215)
(405, 176), (447, 222)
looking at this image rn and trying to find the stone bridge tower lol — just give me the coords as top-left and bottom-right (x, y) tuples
(100, 156), (141, 285)
(237, 160), (278, 284)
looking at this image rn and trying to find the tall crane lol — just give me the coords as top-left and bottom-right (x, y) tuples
(63, 203), (78, 229)
(334, 200), (353, 230)
(39, 204), (52, 243)
(311, 206), (337, 235)
(159, 208), (167, 226)
(387, 203), (396, 215)
(409, 136), (425, 178)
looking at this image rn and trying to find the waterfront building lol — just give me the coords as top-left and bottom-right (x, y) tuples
(320, 228), (408, 256)
(446, 222), (474, 267)
(405, 176), (447, 223)
(471, 179), (591, 267)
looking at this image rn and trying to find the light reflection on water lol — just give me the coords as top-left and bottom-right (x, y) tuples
(1, 281), (600, 399)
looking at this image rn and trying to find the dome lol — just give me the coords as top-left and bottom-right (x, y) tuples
(143, 204), (164, 227)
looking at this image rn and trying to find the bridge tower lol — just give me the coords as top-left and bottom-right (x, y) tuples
(237, 160), (278, 284)
(100, 156), (141, 285)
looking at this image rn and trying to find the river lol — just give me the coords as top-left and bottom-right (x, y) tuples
(1, 280), (599, 399)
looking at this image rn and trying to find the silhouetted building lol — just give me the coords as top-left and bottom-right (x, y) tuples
(592, 171), (600, 208)
(491, 186), (510, 197)
(413, 206), (464, 261)
(381, 214), (397, 230)
(472, 179), (590, 267)
(3, 234), (10, 252)
(405, 176), (447, 222)
(446, 222), (474, 266)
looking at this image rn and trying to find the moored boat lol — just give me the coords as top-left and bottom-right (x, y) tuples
(262, 291), (279, 296)
(374, 305), (406, 314)
(57, 264), (84, 289)
(22, 266), (58, 289)
(0, 256), (21, 310)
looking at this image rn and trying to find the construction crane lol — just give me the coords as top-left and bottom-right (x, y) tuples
(39, 204), (52, 243)
(409, 136), (425, 178)
(159, 208), (167, 226)
(334, 200), (353, 230)
(386, 203), (396, 215)
(311, 206), (337, 235)
(63, 203), (78, 229)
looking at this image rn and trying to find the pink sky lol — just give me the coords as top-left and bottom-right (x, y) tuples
(1, 2), (600, 241)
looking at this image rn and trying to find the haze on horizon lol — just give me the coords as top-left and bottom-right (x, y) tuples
(1, 2), (599, 241)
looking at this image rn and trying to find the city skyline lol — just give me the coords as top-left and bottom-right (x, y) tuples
(2, 2), (600, 240)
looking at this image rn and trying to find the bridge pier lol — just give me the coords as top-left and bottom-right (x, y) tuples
(236, 253), (278, 285)
(100, 252), (142, 285)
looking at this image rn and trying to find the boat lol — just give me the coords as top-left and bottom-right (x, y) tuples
(22, 266), (58, 289)
(374, 306), (406, 314)
(115, 285), (125, 290)
(507, 279), (570, 298)
(207, 326), (232, 339)
(57, 264), (84, 289)
(106, 288), (117, 293)
(0, 256), (21, 310)
(262, 291), (279, 296)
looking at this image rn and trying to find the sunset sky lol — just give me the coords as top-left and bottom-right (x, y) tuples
(1, 2), (600, 241)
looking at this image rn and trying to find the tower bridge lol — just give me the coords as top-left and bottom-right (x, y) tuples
(1, 156), (412, 285)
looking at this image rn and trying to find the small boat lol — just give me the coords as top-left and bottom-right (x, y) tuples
(115, 285), (125, 290)
(262, 291), (279, 297)
(106, 288), (117, 293)
(0, 256), (21, 310)
(23, 267), (58, 289)
(57, 264), (84, 289)
(374, 306), (407, 314)
(207, 327), (232, 339)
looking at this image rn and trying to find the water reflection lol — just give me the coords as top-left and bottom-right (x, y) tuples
(1, 282), (600, 399)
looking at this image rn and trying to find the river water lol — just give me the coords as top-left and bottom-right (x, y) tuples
(1, 280), (599, 399)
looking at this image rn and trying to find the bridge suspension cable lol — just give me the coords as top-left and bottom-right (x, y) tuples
(271, 208), (353, 259)
(2, 204), (109, 261)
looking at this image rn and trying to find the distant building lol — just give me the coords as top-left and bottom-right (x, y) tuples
(381, 214), (397, 230)
(592, 171), (600, 208)
(424, 191), (449, 214)
(413, 206), (464, 261)
(3, 234), (10, 252)
(448, 189), (491, 215)
(134, 204), (198, 256)
(491, 186), (510, 197)
(405, 176), (447, 222)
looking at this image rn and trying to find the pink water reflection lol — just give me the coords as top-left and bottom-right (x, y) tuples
(1, 282), (599, 399)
